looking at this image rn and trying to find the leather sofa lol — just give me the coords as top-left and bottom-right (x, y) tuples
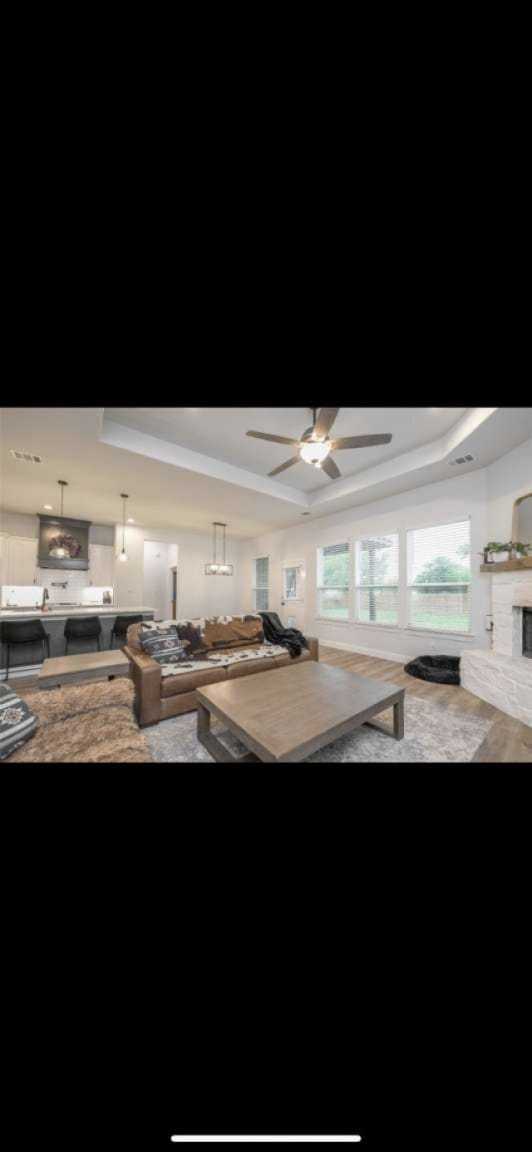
(124, 618), (319, 727)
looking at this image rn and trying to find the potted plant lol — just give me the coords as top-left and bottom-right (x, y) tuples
(494, 542), (511, 562)
(479, 542), (499, 563)
(509, 541), (531, 560)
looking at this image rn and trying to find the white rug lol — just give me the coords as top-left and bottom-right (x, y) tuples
(144, 696), (493, 762)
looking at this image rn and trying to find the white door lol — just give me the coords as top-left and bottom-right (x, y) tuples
(280, 562), (305, 630)
(6, 536), (38, 585)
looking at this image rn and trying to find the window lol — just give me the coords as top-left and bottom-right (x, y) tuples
(407, 519), (471, 633)
(253, 556), (269, 612)
(355, 533), (399, 625)
(317, 542), (350, 620)
(283, 564), (301, 601)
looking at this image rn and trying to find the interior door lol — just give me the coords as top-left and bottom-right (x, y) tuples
(280, 562), (305, 630)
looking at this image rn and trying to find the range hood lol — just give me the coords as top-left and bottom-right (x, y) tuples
(38, 514), (92, 570)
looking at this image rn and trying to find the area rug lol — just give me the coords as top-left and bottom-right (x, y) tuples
(144, 696), (493, 763)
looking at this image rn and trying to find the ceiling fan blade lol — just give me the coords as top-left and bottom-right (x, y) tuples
(268, 455), (301, 477)
(247, 430), (300, 446)
(320, 455), (341, 480)
(333, 433), (393, 450)
(314, 407), (340, 438)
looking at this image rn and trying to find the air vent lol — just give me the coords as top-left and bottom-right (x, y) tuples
(10, 449), (43, 464)
(448, 453), (475, 466)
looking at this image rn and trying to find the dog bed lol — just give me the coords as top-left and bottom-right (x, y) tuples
(404, 654), (460, 686)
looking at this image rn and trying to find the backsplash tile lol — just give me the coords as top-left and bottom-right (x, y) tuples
(1, 573), (114, 607)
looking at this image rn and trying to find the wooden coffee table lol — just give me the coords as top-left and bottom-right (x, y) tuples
(196, 661), (405, 762)
(38, 649), (131, 689)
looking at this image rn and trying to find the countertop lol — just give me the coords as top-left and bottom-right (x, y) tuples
(0, 606), (155, 621)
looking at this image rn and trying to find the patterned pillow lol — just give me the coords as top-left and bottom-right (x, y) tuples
(0, 683), (37, 760)
(138, 624), (188, 666)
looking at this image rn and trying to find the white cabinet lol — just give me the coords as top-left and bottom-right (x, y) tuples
(6, 536), (38, 585)
(89, 544), (114, 587)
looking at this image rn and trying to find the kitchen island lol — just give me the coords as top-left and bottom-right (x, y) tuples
(0, 607), (155, 678)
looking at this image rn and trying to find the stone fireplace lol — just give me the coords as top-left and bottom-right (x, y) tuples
(523, 609), (532, 659)
(460, 570), (532, 728)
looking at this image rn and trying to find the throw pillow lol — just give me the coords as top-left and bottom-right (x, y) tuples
(174, 619), (208, 657)
(138, 625), (188, 666)
(0, 683), (37, 760)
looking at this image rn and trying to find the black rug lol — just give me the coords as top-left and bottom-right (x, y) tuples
(404, 654), (461, 686)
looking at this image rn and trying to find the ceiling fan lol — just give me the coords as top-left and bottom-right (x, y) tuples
(246, 408), (393, 480)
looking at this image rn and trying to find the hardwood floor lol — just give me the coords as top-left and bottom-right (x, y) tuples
(319, 645), (532, 763)
(6, 650), (532, 761)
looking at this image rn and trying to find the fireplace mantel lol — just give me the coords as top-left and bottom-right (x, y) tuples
(480, 558), (532, 573)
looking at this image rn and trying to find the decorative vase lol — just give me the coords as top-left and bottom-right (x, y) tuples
(496, 551), (510, 562)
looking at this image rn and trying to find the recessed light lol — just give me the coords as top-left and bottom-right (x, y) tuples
(127, 517), (135, 523)
(301, 511), (310, 516)
(43, 504), (53, 510)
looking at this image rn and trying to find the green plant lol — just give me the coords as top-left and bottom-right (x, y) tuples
(493, 542), (511, 553)
(509, 541), (531, 555)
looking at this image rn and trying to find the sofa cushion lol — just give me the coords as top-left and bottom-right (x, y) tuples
(161, 665), (227, 698)
(201, 614), (264, 650)
(278, 647), (312, 667)
(226, 656), (282, 680)
(0, 683), (37, 759)
(139, 623), (188, 666)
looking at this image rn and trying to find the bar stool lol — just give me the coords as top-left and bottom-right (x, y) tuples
(2, 619), (50, 680)
(110, 614), (143, 649)
(64, 616), (102, 656)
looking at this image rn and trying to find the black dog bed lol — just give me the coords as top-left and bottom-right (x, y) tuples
(404, 654), (460, 686)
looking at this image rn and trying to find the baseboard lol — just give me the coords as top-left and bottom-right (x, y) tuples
(321, 639), (408, 663)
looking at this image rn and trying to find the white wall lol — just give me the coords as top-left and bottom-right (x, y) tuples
(486, 437), (532, 543)
(143, 540), (174, 621)
(240, 469), (492, 661)
(0, 510), (114, 546)
(113, 523), (246, 619)
(0, 511), (39, 538)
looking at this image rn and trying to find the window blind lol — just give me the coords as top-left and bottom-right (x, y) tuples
(317, 541), (350, 620)
(407, 519), (471, 633)
(254, 556), (269, 612)
(355, 533), (399, 625)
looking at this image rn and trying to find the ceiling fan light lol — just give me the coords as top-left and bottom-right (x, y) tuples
(300, 438), (330, 465)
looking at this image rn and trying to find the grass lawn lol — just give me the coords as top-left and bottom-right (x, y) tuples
(320, 608), (469, 631)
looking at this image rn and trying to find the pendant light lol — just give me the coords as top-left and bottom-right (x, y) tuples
(205, 522), (233, 575)
(49, 481), (69, 558)
(119, 493), (129, 562)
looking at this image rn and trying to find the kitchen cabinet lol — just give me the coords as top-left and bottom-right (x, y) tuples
(6, 536), (38, 586)
(89, 543), (114, 587)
